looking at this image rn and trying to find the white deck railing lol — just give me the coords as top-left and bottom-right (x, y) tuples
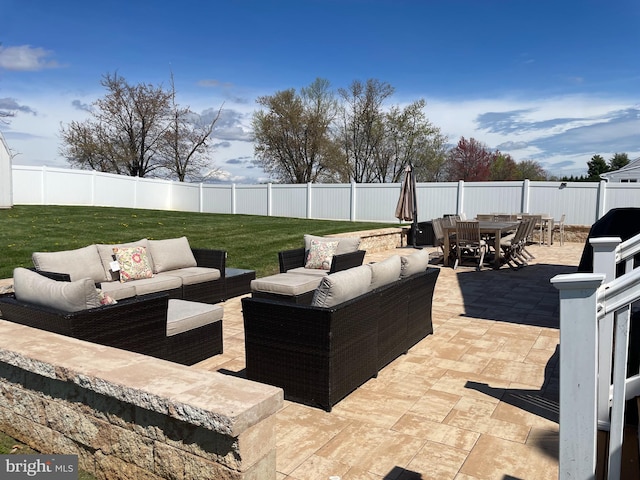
(551, 233), (640, 479)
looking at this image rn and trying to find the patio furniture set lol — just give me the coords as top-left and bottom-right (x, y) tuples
(0, 236), (255, 365)
(0, 234), (440, 411)
(432, 213), (565, 270)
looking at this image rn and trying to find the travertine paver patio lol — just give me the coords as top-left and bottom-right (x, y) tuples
(197, 241), (584, 480)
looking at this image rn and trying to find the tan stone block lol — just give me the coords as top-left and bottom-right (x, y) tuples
(236, 414), (277, 471)
(95, 451), (164, 480)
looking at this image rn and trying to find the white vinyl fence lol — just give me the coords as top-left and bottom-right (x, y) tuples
(10, 165), (640, 225)
(552, 234), (640, 479)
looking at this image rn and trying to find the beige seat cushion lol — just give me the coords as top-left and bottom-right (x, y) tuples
(251, 273), (323, 297)
(32, 244), (107, 283)
(121, 275), (183, 296)
(167, 299), (223, 337)
(369, 255), (401, 289)
(13, 267), (101, 312)
(311, 264), (372, 308)
(97, 282), (138, 301)
(148, 236), (197, 273)
(286, 266), (330, 277)
(157, 267), (220, 286)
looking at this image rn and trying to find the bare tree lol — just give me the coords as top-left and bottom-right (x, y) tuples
(253, 78), (341, 183)
(337, 79), (394, 182)
(61, 73), (172, 177)
(158, 73), (222, 182)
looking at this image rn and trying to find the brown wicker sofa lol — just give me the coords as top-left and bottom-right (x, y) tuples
(0, 285), (223, 365)
(242, 250), (440, 411)
(29, 236), (227, 304)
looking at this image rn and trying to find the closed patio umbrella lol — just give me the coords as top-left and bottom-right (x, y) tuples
(395, 163), (420, 248)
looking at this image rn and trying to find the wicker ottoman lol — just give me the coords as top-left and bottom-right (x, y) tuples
(250, 273), (323, 304)
(165, 299), (223, 365)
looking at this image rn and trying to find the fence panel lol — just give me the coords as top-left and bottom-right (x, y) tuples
(235, 184), (268, 216)
(310, 184), (352, 221)
(201, 184), (232, 214)
(271, 184), (308, 219)
(461, 182), (524, 219)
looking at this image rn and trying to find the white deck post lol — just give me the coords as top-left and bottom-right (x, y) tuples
(590, 237), (622, 427)
(551, 273), (606, 480)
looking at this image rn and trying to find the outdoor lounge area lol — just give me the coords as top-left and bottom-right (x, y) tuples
(2, 238), (638, 479)
(195, 240), (593, 479)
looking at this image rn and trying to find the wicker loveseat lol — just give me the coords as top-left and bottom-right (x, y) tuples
(29, 236), (227, 304)
(242, 249), (440, 411)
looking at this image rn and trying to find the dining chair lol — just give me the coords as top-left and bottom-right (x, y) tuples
(453, 221), (486, 270)
(495, 214), (518, 222)
(499, 218), (533, 269)
(476, 214), (495, 222)
(432, 217), (456, 261)
(552, 213), (566, 246)
(521, 214), (543, 245)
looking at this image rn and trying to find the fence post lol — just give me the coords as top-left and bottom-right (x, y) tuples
(597, 180), (607, 221)
(350, 182), (356, 221)
(521, 179), (530, 213)
(550, 272), (605, 480)
(306, 183), (312, 219)
(267, 183), (272, 216)
(590, 237), (622, 428)
(457, 180), (464, 215)
(231, 183), (236, 215)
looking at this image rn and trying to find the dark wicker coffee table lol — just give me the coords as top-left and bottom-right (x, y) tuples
(225, 268), (256, 299)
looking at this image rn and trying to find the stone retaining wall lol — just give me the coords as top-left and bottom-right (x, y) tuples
(0, 321), (283, 480)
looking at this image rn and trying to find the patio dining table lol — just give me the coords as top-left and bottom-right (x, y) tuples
(443, 221), (519, 269)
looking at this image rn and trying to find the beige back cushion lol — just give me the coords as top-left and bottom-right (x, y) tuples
(311, 264), (372, 308)
(400, 249), (430, 278)
(148, 236), (197, 273)
(13, 267), (101, 312)
(32, 244), (107, 283)
(303, 234), (361, 255)
(369, 254), (402, 290)
(97, 239), (152, 282)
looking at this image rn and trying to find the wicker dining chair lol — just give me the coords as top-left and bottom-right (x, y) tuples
(453, 221), (487, 270)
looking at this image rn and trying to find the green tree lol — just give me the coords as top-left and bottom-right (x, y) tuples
(337, 79), (394, 182)
(609, 152), (629, 171)
(490, 152), (518, 180)
(586, 154), (609, 180)
(252, 78), (341, 183)
(515, 160), (548, 180)
(374, 99), (448, 182)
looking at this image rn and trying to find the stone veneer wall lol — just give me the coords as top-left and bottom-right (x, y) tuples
(0, 321), (283, 480)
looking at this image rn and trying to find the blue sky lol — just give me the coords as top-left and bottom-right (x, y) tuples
(1, 0), (639, 183)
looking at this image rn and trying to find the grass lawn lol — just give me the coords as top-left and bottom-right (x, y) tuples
(0, 205), (396, 280)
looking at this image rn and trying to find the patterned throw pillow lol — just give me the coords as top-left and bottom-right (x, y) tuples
(113, 246), (153, 283)
(305, 239), (338, 270)
(96, 289), (118, 305)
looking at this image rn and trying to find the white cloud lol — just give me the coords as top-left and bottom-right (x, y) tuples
(0, 45), (60, 71)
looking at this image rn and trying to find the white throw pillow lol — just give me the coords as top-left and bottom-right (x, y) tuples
(148, 236), (197, 273)
(311, 264), (372, 308)
(369, 255), (402, 289)
(13, 267), (102, 312)
(400, 249), (430, 278)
